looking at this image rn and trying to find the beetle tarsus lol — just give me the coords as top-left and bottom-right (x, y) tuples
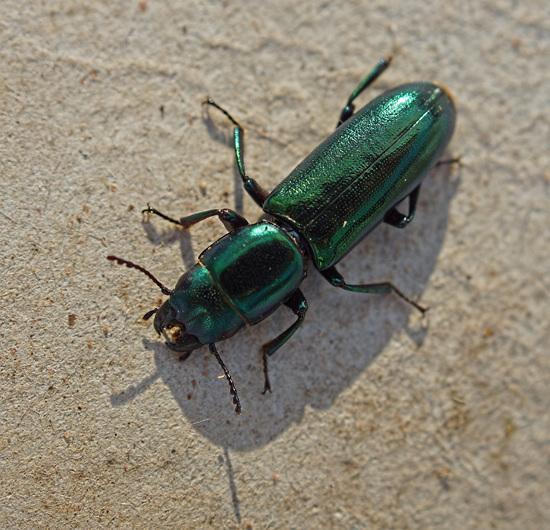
(321, 265), (428, 314)
(203, 96), (270, 208)
(337, 56), (393, 127)
(203, 97), (244, 130)
(436, 156), (461, 167)
(261, 347), (272, 395)
(210, 344), (241, 414)
(142, 205), (182, 227)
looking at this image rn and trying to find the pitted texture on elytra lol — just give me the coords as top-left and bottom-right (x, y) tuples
(264, 82), (456, 269)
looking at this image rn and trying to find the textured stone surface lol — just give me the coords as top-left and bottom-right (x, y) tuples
(1, 1), (549, 527)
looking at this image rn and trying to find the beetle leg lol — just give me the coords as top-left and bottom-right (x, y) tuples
(210, 344), (242, 415)
(383, 185), (420, 229)
(337, 56), (392, 127)
(143, 206), (248, 232)
(261, 289), (308, 394)
(203, 98), (270, 208)
(436, 156), (461, 167)
(320, 265), (427, 314)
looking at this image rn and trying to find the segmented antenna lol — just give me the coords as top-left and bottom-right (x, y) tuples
(209, 343), (241, 415)
(107, 256), (173, 296)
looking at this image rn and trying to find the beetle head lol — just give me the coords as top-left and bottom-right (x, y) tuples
(108, 256), (244, 354)
(107, 255), (243, 414)
(152, 297), (203, 354)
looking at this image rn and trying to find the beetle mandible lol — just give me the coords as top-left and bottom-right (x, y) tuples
(108, 57), (456, 414)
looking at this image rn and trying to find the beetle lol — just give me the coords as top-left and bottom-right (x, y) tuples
(108, 57), (456, 414)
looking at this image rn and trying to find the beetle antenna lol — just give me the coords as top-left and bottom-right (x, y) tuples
(107, 255), (174, 296)
(209, 344), (242, 415)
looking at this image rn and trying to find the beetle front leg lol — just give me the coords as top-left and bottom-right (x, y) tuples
(261, 289), (308, 394)
(143, 206), (249, 232)
(383, 185), (420, 229)
(337, 56), (392, 127)
(321, 265), (427, 314)
(203, 98), (270, 208)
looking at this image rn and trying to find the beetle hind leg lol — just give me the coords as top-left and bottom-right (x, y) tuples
(321, 265), (427, 314)
(261, 289), (308, 394)
(336, 56), (392, 127)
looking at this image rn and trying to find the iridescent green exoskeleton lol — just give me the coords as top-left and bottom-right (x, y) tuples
(108, 57), (456, 414)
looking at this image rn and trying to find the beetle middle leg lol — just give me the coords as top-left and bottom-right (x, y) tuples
(261, 289), (308, 394)
(336, 56), (392, 127)
(143, 206), (248, 232)
(321, 265), (427, 314)
(203, 97), (270, 208)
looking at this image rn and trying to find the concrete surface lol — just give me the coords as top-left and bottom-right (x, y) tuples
(1, 0), (549, 527)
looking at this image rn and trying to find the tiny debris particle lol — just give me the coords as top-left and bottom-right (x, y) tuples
(68, 314), (77, 327)
(504, 417), (517, 438)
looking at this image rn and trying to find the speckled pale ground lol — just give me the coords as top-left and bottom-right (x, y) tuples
(1, 0), (549, 527)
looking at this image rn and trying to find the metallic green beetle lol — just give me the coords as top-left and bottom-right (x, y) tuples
(108, 57), (456, 414)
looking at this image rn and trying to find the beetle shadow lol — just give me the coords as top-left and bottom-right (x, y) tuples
(110, 159), (460, 450)
(141, 213), (197, 271)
